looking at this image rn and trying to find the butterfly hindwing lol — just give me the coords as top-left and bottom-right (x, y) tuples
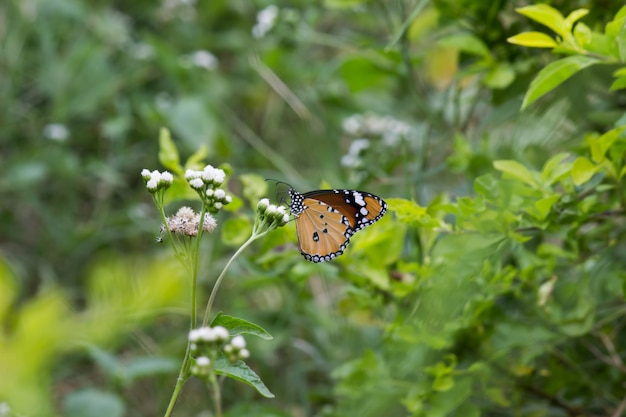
(289, 188), (387, 262)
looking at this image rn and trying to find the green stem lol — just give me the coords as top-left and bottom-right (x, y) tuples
(208, 372), (223, 417)
(202, 231), (265, 326)
(163, 344), (192, 417)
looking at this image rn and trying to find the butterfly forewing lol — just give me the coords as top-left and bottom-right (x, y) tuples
(289, 188), (387, 262)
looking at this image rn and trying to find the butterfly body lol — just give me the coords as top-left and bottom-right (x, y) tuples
(288, 188), (387, 262)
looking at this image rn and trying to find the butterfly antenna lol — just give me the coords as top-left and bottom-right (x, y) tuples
(265, 178), (294, 189)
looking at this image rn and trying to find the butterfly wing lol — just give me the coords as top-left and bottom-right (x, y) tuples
(289, 188), (387, 262)
(294, 198), (352, 262)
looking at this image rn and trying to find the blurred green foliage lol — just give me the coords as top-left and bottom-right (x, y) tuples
(2, 0), (626, 416)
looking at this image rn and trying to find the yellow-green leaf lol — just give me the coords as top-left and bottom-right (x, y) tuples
(158, 128), (182, 175)
(507, 32), (557, 48)
(493, 160), (538, 187)
(571, 157), (599, 185)
(564, 8), (590, 31)
(516, 4), (567, 37)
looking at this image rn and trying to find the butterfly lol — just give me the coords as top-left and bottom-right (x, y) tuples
(288, 188), (387, 262)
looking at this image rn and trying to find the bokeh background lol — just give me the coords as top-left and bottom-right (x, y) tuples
(2, 0), (626, 416)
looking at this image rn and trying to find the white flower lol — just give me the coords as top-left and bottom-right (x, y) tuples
(214, 189), (226, 199)
(141, 169), (152, 180)
(196, 326), (216, 342)
(282, 213), (290, 224)
(43, 123), (69, 142)
(214, 202), (223, 210)
(146, 178), (159, 190)
(212, 326), (229, 341)
(191, 50), (218, 70)
(349, 138), (370, 155)
(196, 356), (211, 367)
(231, 335), (246, 349)
(150, 170), (162, 182)
(189, 178), (204, 189)
(258, 198), (270, 209)
(188, 328), (201, 342)
(276, 206), (287, 215)
(0, 402), (10, 416)
(185, 169), (200, 180)
(252, 5), (278, 38)
(239, 348), (250, 359)
(213, 168), (226, 185)
(203, 213), (217, 233)
(225, 195), (232, 203)
(342, 115), (362, 135)
(161, 171), (174, 184)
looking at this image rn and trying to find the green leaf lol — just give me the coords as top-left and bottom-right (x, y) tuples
(387, 198), (427, 226)
(63, 389), (125, 417)
(211, 313), (273, 340)
(564, 8), (590, 31)
(438, 33), (490, 57)
(610, 76), (626, 91)
(240, 173), (269, 206)
(158, 127), (182, 175)
(184, 145), (208, 170)
(214, 356), (275, 398)
(534, 195), (560, 220)
(483, 62), (515, 89)
(541, 152), (572, 186)
(521, 56), (600, 109)
(571, 157), (599, 185)
(493, 160), (538, 187)
(507, 32), (557, 48)
(516, 5), (567, 37)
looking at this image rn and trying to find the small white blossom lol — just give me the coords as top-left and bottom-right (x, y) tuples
(189, 178), (204, 189)
(203, 213), (217, 233)
(190, 50), (218, 70)
(43, 123), (70, 142)
(185, 169), (200, 180)
(225, 195), (232, 203)
(213, 168), (226, 185)
(239, 348), (250, 359)
(252, 5), (279, 39)
(214, 202), (223, 210)
(197, 327), (216, 342)
(342, 115), (362, 135)
(258, 198), (270, 209)
(231, 335), (246, 349)
(214, 189), (226, 199)
(196, 356), (211, 367)
(141, 169), (152, 180)
(213, 326), (229, 341)
(282, 213), (290, 224)
(349, 138), (370, 155)
(161, 171), (174, 184)
(146, 178), (159, 190)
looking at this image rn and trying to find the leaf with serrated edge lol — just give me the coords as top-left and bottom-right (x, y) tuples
(214, 356), (274, 398)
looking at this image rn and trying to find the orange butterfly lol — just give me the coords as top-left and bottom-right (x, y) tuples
(288, 188), (387, 262)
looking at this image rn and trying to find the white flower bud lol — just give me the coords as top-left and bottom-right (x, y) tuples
(231, 335), (246, 349)
(212, 326), (229, 341)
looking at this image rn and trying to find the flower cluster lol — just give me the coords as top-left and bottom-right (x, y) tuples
(188, 326), (250, 376)
(342, 112), (411, 146)
(141, 169), (174, 192)
(163, 206), (217, 237)
(185, 165), (231, 212)
(256, 198), (290, 229)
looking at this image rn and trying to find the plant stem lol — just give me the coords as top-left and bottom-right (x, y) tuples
(163, 343), (192, 417)
(202, 231), (264, 326)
